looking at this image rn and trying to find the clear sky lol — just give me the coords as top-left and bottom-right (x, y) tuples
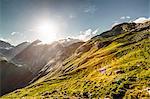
(0, 0), (149, 45)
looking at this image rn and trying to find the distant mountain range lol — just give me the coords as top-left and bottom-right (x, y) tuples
(0, 21), (150, 98)
(0, 38), (84, 96)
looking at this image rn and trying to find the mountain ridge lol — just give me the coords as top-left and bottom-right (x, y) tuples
(1, 21), (150, 98)
(0, 38), (84, 96)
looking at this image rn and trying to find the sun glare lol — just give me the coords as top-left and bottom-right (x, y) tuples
(36, 20), (59, 43)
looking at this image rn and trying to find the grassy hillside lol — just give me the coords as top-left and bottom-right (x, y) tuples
(1, 26), (150, 98)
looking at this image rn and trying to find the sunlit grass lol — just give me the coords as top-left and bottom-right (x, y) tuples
(2, 31), (150, 98)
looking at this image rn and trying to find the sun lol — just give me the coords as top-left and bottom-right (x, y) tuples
(36, 20), (59, 43)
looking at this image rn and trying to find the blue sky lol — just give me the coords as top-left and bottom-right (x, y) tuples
(0, 0), (149, 45)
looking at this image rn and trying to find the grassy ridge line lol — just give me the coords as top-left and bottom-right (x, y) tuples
(1, 31), (150, 98)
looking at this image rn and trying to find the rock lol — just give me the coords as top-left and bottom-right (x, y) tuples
(42, 91), (51, 96)
(92, 21), (150, 39)
(75, 43), (93, 54)
(95, 41), (111, 49)
(83, 92), (89, 98)
(93, 23), (137, 38)
(128, 77), (137, 82)
(115, 70), (125, 74)
(104, 96), (111, 99)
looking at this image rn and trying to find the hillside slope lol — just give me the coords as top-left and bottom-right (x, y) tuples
(0, 39), (83, 96)
(2, 22), (150, 98)
(0, 59), (32, 96)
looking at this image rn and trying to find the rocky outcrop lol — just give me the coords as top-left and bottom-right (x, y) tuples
(93, 21), (150, 39)
(75, 43), (93, 55)
(0, 40), (13, 49)
(94, 23), (137, 38)
(0, 40), (14, 58)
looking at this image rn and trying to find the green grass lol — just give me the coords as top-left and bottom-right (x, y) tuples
(1, 31), (150, 98)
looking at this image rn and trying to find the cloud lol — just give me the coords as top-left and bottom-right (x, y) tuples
(84, 5), (96, 13)
(126, 16), (131, 19)
(133, 17), (150, 23)
(69, 14), (76, 19)
(120, 16), (131, 20)
(112, 16), (131, 27)
(77, 28), (99, 41)
(112, 16), (150, 28)
(120, 16), (125, 20)
(11, 32), (19, 36)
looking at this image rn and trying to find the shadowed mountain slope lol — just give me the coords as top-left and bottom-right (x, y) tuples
(0, 59), (32, 96)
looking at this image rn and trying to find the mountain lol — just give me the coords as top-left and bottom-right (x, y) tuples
(93, 21), (150, 39)
(0, 40), (31, 96)
(0, 40), (14, 57)
(1, 21), (150, 98)
(4, 41), (31, 60)
(0, 40), (13, 49)
(0, 40), (30, 60)
(11, 39), (83, 72)
(0, 38), (83, 96)
(0, 59), (32, 96)
(30, 41), (84, 83)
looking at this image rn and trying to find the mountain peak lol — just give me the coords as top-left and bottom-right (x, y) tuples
(0, 40), (14, 49)
(93, 21), (150, 39)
